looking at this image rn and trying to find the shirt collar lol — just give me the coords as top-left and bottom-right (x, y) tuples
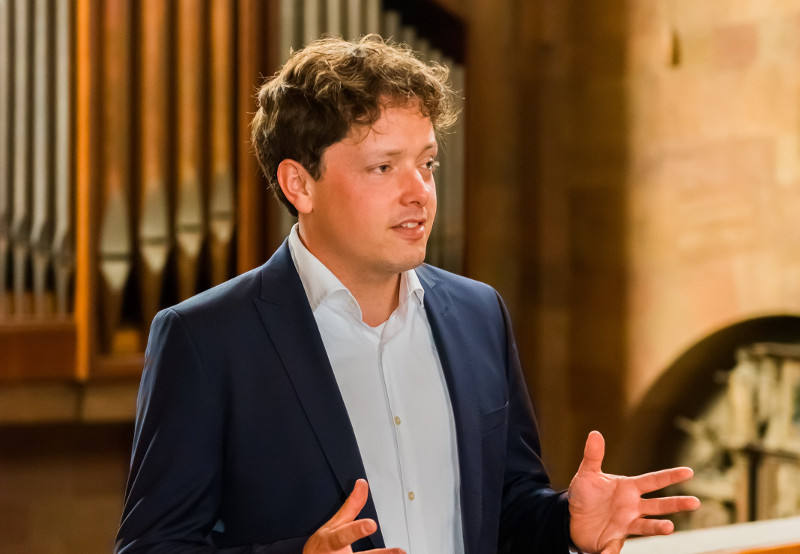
(287, 223), (425, 314)
(403, 263), (426, 307)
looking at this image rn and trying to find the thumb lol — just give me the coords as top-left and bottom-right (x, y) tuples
(578, 430), (605, 474)
(600, 538), (624, 554)
(328, 479), (369, 527)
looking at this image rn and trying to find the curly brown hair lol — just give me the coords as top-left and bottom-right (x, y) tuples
(250, 34), (459, 216)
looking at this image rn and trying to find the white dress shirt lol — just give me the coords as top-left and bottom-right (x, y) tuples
(288, 224), (464, 554)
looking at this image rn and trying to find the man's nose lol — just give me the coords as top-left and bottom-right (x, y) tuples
(400, 167), (432, 205)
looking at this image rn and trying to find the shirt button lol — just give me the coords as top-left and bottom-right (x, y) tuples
(394, 416), (401, 425)
(408, 491), (415, 501)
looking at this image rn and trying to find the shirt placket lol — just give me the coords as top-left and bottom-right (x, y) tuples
(377, 315), (420, 552)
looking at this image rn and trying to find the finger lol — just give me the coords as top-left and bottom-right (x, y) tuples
(577, 430), (605, 474)
(633, 466), (694, 493)
(327, 479), (370, 527)
(628, 517), (674, 537)
(324, 518), (378, 550)
(640, 495), (701, 516)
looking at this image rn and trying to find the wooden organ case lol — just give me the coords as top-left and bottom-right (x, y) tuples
(0, 0), (465, 422)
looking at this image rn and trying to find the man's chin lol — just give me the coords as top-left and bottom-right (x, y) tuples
(408, 250), (429, 269)
(389, 252), (427, 273)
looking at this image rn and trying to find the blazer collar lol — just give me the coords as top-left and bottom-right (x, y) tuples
(416, 265), (484, 554)
(253, 241), (384, 549)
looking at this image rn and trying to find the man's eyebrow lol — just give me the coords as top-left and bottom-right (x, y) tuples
(377, 149), (406, 158)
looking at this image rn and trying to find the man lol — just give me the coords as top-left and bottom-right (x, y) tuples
(116, 35), (699, 553)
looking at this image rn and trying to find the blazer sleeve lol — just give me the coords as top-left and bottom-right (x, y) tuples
(115, 308), (310, 554)
(494, 293), (573, 553)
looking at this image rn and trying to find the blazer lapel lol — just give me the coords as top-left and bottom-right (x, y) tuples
(417, 266), (483, 554)
(252, 242), (383, 549)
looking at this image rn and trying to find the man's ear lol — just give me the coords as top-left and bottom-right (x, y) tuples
(277, 160), (314, 214)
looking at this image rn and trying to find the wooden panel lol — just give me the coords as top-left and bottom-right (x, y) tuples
(0, 383), (80, 422)
(93, 352), (146, 380)
(0, 321), (77, 380)
(75, 0), (103, 379)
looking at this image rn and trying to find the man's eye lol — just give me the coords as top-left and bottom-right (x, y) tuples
(376, 164), (391, 173)
(425, 160), (441, 171)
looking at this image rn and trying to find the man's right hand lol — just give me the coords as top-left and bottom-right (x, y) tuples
(303, 479), (405, 554)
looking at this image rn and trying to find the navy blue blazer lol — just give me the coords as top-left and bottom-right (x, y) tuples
(116, 242), (570, 553)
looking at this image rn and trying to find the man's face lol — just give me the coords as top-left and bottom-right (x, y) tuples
(298, 102), (438, 286)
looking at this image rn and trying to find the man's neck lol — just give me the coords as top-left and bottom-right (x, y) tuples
(296, 225), (403, 327)
(347, 275), (402, 327)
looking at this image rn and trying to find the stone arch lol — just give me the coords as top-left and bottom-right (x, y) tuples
(622, 315), (800, 476)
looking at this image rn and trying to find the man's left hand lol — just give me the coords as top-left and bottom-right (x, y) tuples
(568, 430), (701, 554)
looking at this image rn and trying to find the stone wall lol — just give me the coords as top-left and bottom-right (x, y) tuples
(471, 0), (800, 484)
(627, 1), (800, 406)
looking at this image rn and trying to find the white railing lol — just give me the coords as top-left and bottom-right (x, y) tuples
(622, 516), (800, 554)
